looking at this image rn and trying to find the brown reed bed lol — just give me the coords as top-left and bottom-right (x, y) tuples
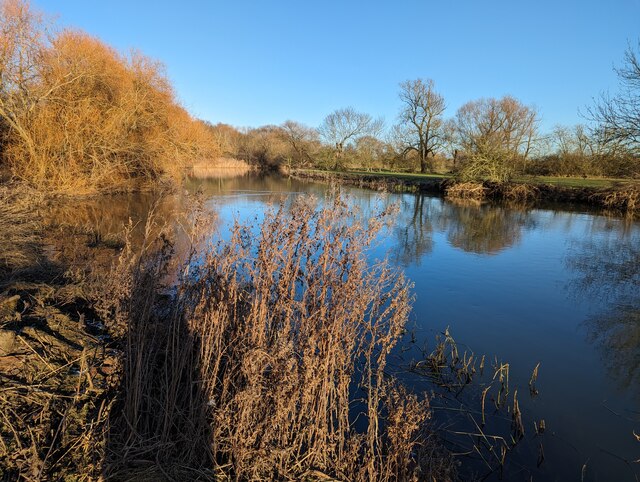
(1, 187), (457, 480)
(0, 183), (43, 276)
(596, 185), (640, 214)
(105, 196), (454, 481)
(501, 183), (541, 202)
(188, 158), (253, 179)
(444, 181), (487, 200)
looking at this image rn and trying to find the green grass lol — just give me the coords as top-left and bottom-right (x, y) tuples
(300, 168), (451, 182)
(519, 175), (635, 189)
(298, 169), (638, 190)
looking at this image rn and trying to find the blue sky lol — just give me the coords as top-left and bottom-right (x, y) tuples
(35, 0), (640, 133)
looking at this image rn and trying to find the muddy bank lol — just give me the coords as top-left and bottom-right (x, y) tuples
(289, 170), (640, 215)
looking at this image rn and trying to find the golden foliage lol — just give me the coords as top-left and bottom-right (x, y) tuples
(0, 0), (218, 192)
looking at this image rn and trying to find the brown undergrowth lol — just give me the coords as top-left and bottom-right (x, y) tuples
(0, 183), (43, 276)
(0, 0), (219, 194)
(596, 185), (640, 214)
(444, 182), (487, 201)
(1, 189), (456, 480)
(106, 196), (452, 481)
(0, 187), (127, 480)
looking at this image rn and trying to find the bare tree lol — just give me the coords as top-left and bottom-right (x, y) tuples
(354, 135), (389, 171)
(455, 96), (538, 181)
(319, 107), (383, 170)
(589, 41), (640, 154)
(396, 78), (446, 173)
(280, 120), (319, 167)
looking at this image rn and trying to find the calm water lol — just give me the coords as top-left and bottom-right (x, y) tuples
(65, 173), (640, 480)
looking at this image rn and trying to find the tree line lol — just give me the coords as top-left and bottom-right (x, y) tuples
(209, 45), (639, 181)
(1, 0), (638, 191)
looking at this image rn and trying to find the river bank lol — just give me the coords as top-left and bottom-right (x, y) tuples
(0, 181), (457, 480)
(3, 173), (640, 480)
(289, 169), (640, 215)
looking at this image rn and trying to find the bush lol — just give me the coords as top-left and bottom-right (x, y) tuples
(0, 0), (218, 192)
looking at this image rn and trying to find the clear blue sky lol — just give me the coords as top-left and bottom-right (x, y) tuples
(34, 0), (640, 133)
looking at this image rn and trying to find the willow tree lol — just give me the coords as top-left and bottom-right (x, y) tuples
(0, 0), (52, 165)
(395, 78), (446, 174)
(0, 0), (217, 191)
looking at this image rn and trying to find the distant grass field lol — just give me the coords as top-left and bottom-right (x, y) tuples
(301, 169), (450, 181)
(298, 169), (637, 189)
(520, 176), (634, 189)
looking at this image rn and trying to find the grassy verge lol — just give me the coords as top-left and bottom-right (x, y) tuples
(515, 175), (634, 189)
(298, 168), (635, 188)
(290, 169), (640, 215)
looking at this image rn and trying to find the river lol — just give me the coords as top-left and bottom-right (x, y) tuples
(63, 172), (640, 480)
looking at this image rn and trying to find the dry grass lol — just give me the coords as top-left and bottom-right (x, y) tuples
(0, 182), (42, 275)
(105, 196), (449, 481)
(598, 185), (640, 214)
(1, 190), (455, 480)
(444, 181), (488, 200)
(502, 183), (540, 202)
(188, 158), (252, 179)
(0, 193), (123, 480)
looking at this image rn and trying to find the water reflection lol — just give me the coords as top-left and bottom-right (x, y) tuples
(567, 228), (640, 395)
(392, 195), (434, 266)
(586, 303), (640, 393)
(39, 173), (640, 481)
(439, 200), (536, 255)
(388, 195), (539, 266)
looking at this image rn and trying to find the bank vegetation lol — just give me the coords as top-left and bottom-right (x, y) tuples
(0, 0), (227, 193)
(0, 187), (459, 480)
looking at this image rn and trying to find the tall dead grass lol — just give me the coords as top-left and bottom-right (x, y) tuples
(444, 181), (487, 200)
(188, 157), (252, 179)
(598, 185), (640, 214)
(0, 182), (42, 275)
(106, 197), (446, 480)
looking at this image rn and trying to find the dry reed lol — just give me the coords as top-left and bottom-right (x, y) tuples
(105, 196), (448, 481)
(502, 183), (540, 202)
(409, 328), (544, 479)
(599, 185), (640, 214)
(444, 181), (488, 200)
(188, 158), (252, 179)
(0, 182), (42, 275)
(1, 189), (456, 480)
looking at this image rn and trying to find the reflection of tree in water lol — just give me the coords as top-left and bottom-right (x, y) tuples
(568, 235), (640, 298)
(567, 229), (640, 394)
(587, 304), (640, 392)
(389, 196), (537, 265)
(392, 195), (434, 266)
(440, 201), (535, 255)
